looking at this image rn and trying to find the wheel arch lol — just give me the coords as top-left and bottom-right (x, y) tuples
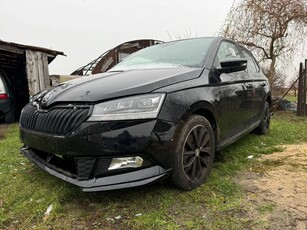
(180, 101), (220, 143)
(266, 94), (272, 106)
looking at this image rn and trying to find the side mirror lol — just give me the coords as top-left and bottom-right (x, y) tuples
(215, 58), (247, 74)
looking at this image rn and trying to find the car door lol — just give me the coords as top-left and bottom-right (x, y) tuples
(240, 48), (266, 125)
(210, 41), (250, 141)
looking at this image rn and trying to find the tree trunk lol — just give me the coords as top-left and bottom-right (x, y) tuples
(268, 57), (276, 93)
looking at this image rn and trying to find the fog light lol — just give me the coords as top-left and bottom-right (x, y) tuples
(108, 156), (143, 170)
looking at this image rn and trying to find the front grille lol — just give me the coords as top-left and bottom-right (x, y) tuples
(20, 104), (90, 135)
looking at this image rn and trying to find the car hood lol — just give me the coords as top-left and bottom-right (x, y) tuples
(41, 68), (203, 107)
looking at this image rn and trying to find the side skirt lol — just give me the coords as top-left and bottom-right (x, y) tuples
(216, 121), (260, 151)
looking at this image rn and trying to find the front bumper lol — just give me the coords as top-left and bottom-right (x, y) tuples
(20, 118), (182, 191)
(21, 147), (170, 192)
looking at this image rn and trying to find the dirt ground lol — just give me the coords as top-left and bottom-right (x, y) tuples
(238, 144), (307, 230)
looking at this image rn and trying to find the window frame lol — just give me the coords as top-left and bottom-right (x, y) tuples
(211, 40), (243, 69)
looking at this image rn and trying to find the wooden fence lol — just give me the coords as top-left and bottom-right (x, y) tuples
(297, 59), (307, 116)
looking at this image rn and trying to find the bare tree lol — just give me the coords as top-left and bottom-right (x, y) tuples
(166, 28), (203, 41)
(222, 0), (307, 86)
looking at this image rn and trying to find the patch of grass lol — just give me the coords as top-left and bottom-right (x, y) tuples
(288, 163), (307, 172)
(258, 202), (276, 214)
(284, 95), (297, 102)
(0, 112), (306, 229)
(261, 159), (284, 167)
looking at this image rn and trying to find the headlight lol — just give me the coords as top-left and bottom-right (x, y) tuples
(88, 93), (166, 121)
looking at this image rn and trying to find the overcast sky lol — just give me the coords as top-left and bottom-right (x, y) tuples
(0, 0), (234, 74)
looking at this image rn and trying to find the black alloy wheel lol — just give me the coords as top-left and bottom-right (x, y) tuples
(263, 103), (270, 130)
(171, 115), (215, 190)
(255, 101), (270, 135)
(4, 103), (15, 124)
(183, 125), (212, 182)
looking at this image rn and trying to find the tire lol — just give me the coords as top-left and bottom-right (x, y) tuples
(254, 101), (270, 135)
(171, 115), (215, 191)
(4, 104), (15, 124)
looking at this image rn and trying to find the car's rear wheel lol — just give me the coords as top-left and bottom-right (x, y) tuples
(171, 115), (215, 190)
(4, 104), (15, 124)
(254, 101), (270, 135)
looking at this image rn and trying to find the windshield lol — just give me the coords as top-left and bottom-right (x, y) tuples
(110, 38), (213, 71)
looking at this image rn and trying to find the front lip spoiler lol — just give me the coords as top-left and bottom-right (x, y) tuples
(21, 147), (171, 192)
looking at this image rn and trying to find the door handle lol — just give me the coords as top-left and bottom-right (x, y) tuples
(246, 83), (253, 89)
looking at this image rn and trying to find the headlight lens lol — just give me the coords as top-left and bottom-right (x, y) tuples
(88, 93), (166, 121)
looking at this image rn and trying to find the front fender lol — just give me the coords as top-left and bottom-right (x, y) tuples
(158, 90), (221, 143)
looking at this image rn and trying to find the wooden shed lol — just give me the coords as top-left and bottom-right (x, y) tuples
(0, 39), (64, 119)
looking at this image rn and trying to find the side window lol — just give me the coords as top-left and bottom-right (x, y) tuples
(213, 41), (241, 68)
(241, 49), (259, 73)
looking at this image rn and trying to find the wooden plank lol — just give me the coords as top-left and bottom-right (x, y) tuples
(25, 50), (51, 95)
(304, 59), (307, 116)
(42, 52), (50, 89)
(37, 52), (45, 91)
(26, 50), (38, 95)
(50, 75), (60, 86)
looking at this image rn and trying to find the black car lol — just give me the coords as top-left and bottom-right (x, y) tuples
(0, 70), (15, 123)
(20, 37), (271, 191)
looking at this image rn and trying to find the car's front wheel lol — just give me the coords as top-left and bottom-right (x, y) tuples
(171, 115), (215, 190)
